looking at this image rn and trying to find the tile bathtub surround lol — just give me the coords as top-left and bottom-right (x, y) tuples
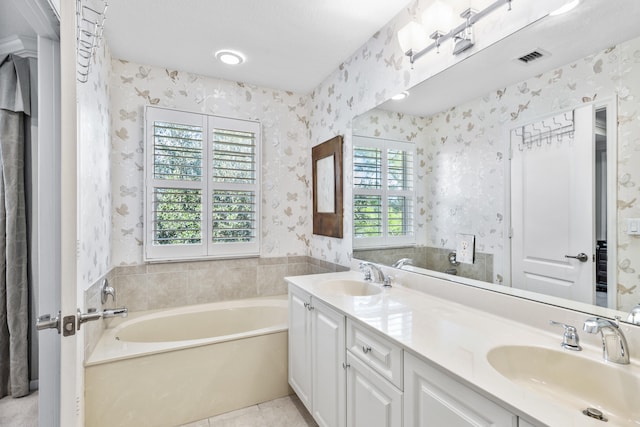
(113, 256), (348, 312)
(353, 246), (493, 283)
(83, 268), (116, 360)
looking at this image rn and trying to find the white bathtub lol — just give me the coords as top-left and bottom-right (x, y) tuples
(85, 296), (289, 427)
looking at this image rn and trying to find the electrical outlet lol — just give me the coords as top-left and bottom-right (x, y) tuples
(627, 218), (640, 235)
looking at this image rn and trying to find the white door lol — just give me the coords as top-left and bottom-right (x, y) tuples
(510, 105), (595, 304)
(312, 299), (346, 427)
(59, 1), (81, 424)
(346, 352), (402, 427)
(36, 36), (62, 427)
(36, 2), (80, 423)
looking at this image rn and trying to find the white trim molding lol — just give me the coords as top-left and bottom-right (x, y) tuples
(0, 35), (38, 58)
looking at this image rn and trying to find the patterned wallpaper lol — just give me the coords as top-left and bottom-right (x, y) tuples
(77, 41), (112, 289)
(95, 0), (640, 311)
(299, 0), (639, 311)
(346, 34), (640, 311)
(305, 0), (557, 266)
(109, 61), (312, 265)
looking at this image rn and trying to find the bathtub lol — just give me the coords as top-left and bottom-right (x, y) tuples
(85, 296), (289, 427)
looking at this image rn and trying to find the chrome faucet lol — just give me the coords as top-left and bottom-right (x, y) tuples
(549, 320), (582, 351)
(359, 262), (391, 287)
(583, 317), (630, 364)
(77, 307), (128, 330)
(627, 304), (640, 325)
(392, 258), (414, 269)
(101, 278), (116, 304)
(103, 307), (128, 318)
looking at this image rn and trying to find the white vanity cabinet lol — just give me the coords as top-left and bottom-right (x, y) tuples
(288, 284), (346, 427)
(404, 352), (518, 427)
(345, 319), (403, 427)
(346, 352), (403, 427)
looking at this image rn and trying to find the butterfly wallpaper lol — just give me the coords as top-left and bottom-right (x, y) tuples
(76, 1), (640, 312)
(317, 34), (640, 311)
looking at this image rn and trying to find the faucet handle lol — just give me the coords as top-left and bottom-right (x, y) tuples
(550, 320), (582, 351)
(359, 262), (372, 282)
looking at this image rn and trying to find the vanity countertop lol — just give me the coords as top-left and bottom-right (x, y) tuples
(286, 270), (640, 427)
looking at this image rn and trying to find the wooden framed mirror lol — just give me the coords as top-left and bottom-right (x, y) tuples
(312, 135), (343, 238)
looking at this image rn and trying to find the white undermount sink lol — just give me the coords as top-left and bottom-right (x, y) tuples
(320, 279), (382, 297)
(487, 345), (640, 424)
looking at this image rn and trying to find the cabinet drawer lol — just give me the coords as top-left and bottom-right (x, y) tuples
(346, 319), (403, 389)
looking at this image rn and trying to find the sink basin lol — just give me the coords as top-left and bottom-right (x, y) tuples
(487, 345), (640, 424)
(320, 280), (382, 297)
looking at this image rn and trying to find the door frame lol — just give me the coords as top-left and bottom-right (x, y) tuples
(59, 0), (81, 425)
(503, 97), (618, 309)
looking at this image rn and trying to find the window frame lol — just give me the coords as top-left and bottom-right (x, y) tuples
(352, 135), (415, 249)
(144, 106), (261, 262)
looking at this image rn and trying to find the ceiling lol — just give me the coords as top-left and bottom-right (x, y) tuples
(380, 0), (640, 116)
(104, 0), (411, 93)
(0, 1), (37, 40)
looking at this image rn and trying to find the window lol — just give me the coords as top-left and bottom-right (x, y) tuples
(144, 107), (260, 261)
(353, 135), (414, 248)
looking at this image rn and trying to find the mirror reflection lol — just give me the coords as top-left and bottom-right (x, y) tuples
(352, 0), (640, 322)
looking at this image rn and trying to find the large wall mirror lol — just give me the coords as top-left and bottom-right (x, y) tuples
(352, 0), (640, 325)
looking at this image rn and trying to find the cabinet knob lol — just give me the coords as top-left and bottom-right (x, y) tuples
(362, 345), (372, 354)
(342, 362), (350, 369)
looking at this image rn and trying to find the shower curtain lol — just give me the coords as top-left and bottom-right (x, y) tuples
(0, 54), (30, 398)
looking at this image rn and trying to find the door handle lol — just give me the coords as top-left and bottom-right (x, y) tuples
(565, 253), (589, 263)
(36, 312), (60, 333)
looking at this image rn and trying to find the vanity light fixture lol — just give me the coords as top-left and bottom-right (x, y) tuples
(452, 8), (476, 56)
(215, 49), (245, 65)
(400, 0), (513, 66)
(549, 0), (580, 16)
(391, 91), (410, 101)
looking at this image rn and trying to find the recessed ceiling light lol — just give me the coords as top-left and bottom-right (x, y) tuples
(215, 50), (245, 65)
(391, 91), (410, 101)
(549, 0), (580, 16)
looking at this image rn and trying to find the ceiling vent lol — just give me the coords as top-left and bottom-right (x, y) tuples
(518, 51), (543, 63)
(513, 48), (551, 66)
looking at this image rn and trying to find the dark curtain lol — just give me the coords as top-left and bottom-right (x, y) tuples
(0, 53), (30, 398)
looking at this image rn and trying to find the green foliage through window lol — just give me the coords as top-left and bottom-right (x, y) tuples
(353, 137), (414, 247)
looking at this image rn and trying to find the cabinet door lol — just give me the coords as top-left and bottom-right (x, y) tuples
(404, 353), (517, 427)
(312, 298), (346, 427)
(347, 352), (403, 427)
(288, 285), (312, 411)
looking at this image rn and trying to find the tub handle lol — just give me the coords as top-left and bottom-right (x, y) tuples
(362, 345), (372, 354)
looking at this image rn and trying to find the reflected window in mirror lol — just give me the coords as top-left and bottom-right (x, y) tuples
(353, 136), (415, 249)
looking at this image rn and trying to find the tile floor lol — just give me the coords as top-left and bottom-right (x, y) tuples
(0, 391), (315, 427)
(0, 391), (38, 427)
(180, 395), (318, 427)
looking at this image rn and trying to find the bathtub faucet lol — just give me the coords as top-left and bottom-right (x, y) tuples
(77, 306), (128, 330)
(101, 278), (116, 304)
(103, 307), (128, 318)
